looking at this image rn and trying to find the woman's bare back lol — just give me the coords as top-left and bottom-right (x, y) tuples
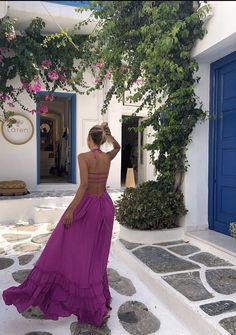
(84, 149), (111, 197)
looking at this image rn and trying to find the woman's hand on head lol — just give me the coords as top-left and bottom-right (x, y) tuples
(104, 125), (111, 137)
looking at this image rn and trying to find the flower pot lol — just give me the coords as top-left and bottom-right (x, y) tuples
(119, 224), (184, 244)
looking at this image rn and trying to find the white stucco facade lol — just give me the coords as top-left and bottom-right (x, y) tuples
(0, 73), (153, 190)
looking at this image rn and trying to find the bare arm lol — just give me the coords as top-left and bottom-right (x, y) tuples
(64, 154), (88, 226)
(105, 126), (121, 160)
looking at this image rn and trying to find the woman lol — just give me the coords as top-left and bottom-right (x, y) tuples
(2, 123), (120, 327)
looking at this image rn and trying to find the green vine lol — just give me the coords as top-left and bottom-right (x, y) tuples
(77, 1), (208, 192)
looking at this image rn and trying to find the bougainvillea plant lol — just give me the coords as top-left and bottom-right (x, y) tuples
(0, 16), (87, 126)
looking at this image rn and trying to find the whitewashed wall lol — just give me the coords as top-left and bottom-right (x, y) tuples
(0, 72), (122, 190)
(0, 69), (157, 192)
(182, 1), (236, 231)
(181, 64), (210, 231)
(192, 1), (236, 63)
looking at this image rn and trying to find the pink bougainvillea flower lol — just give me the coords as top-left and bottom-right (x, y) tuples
(95, 62), (105, 69)
(5, 31), (16, 42)
(0, 54), (4, 62)
(28, 82), (42, 93)
(22, 78), (42, 93)
(21, 81), (29, 90)
(135, 78), (144, 86)
(39, 105), (49, 114)
(59, 74), (66, 82)
(7, 102), (15, 108)
(44, 93), (55, 102)
(104, 70), (111, 79)
(48, 70), (59, 81)
(0, 94), (10, 101)
(95, 77), (102, 85)
(41, 59), (53, 69)
(31, 109), (37, 115)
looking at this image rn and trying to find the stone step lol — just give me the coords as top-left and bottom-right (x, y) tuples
(33, 205), (67, 224)
(113, 239), (232, 335)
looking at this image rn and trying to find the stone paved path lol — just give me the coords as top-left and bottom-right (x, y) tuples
(119, 238), (236, 335)
(0, 217), (193, 335)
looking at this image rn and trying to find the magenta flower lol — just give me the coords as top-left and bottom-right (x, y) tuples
(95, 77), (102, 85)
(104, 70), (111, 79)
(41, 59), (53, 69)
(28, 82), (42, 93)
(22, 78), (42, 93)
(21, 81), (29, 90)
(44, 93), (55, 102)
(48, 70), (59, 81)
(95, 62), (105, 69)
(59, 74), (66, 82)
(39, 105), (49, 114)
(0, 94), (10, 101)
(135, 78), (144, 86)
(7, 102), (15, 108)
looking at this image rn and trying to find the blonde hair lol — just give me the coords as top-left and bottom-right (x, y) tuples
(88, 122), (108, 146)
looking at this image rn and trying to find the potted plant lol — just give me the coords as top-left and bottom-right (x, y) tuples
(115, 181), (187, 243)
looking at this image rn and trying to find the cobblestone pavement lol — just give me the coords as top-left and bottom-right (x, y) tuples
(0, 188), (191, 335)
(119, 238), (236, 335)
(1, 190), (235, 334)
(0, 219), (192, 335)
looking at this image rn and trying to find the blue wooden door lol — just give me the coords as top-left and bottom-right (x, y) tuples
(210, 52), (236, 235)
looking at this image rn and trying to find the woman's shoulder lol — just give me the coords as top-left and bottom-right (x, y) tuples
(78, 151), (91, 157)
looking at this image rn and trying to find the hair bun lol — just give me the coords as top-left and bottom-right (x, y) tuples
(100, 122), (108, 130)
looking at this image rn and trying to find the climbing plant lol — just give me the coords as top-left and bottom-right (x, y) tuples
(0, 16), (87, 126)
(76, 0), (209, 192)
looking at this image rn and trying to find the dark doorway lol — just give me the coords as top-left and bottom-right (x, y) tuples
(121, 116), (139, 185)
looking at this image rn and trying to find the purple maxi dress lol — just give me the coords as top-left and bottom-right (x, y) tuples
(2, 187), (115, 327)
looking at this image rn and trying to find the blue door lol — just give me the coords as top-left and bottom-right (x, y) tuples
(209, 52), (236, 235)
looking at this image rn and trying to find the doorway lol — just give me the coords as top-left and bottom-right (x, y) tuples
(121, 116), (145, 186)
(37, 93), (76, 184)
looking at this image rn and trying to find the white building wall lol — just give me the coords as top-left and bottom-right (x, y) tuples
(181, 64), (210, 231)
(0, 73), (122, 190)
(192, 1), (236, 63)
(183, 1), (236, 231)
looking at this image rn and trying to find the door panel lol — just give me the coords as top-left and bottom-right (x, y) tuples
(212, 57), (236, 235)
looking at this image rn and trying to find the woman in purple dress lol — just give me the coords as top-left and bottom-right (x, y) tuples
(3, 123), (120, 327)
